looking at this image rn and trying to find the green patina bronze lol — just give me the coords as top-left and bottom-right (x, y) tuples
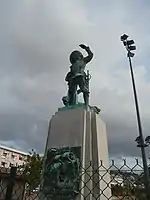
(61, 44), (101, 114)
(62, 44), (93, 106)
(43, 147), (81, 199)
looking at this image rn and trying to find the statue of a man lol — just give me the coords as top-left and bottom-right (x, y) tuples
(65, 44), (93, 106)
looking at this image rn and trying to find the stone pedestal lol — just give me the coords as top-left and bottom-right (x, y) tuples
(42, 106), (111, 200)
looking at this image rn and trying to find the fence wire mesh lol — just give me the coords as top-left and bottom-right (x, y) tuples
(0, 159), (149, 200)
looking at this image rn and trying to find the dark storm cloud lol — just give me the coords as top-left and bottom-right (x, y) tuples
(106, 117), (140, 157)
(0, 111), (48, 152)
(0, 0), (150, 158)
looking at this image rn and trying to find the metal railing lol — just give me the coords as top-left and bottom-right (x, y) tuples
(0, 159), (149, 200)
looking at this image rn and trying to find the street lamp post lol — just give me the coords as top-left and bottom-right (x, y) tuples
(121, 34), (150, 199)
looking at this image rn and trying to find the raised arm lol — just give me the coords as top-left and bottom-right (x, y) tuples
(79, 44), (93, 64)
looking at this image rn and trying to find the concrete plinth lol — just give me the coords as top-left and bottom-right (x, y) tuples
(42, 106), (111, 200)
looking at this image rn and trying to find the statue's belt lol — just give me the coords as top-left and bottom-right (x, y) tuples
(71, 74), (85, 79)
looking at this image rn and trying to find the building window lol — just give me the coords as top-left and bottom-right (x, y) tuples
(3, 152), (7, 157)
(19, 156), (23, 161)
(1, 162), (6, 167)
(10, 163), (13, 167)
(11, 154), (15, 159)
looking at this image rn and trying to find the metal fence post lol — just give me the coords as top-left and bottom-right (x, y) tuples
(5, 167), (17, 200)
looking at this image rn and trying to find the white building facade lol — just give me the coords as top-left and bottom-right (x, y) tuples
(0, 145), (27, 168)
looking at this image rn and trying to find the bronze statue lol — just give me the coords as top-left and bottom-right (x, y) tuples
(64, 44), (93, 106)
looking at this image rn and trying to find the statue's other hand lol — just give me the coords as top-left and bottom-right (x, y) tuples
(79, 44), (87, 49)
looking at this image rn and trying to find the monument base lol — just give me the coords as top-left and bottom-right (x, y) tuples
(42, 105), (112, 200)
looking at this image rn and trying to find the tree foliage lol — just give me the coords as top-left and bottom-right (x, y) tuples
(21, 149), (43, 191)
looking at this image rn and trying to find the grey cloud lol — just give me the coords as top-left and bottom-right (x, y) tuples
(0, 0), (150, 158)
(106, 116), (140, 157)
(0, 111), (48, 153)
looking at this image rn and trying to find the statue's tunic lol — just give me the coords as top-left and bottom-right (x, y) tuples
(70, 60), (86, 78)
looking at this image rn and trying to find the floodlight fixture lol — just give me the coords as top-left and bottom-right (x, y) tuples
(127, 40), (134, 46)
(121, 34), (128, 41)
(127, 52), (135, 57)
(135, 136), (140, 143)
(145, 136), (150, 144)
(128, 46), (136, 51)
(135, 136), (149, 147)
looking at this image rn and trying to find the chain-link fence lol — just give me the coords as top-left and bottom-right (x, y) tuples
(0, 159), (149, 200)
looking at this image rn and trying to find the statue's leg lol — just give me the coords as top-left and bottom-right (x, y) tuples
(83, 92), (89, 105)
(83, 90), (89, 105)
(78, 77), (89, 105)
(68, 81), (77, 105)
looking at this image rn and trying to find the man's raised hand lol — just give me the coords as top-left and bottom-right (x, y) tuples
(79, 44), (87, 49)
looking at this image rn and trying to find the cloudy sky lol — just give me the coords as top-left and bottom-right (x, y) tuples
(0, 0), (150, 160)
